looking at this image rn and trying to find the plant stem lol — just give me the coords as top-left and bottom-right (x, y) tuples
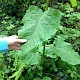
(41, 42), (46, 65)
(43, 42), (45, 57)
(62, 0), (64, 11)
(46, 0), (50, 10)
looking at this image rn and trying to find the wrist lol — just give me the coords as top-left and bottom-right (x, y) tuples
(0, 37), (9, 45)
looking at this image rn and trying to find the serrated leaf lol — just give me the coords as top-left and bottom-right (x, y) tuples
(18, 5), (61, 53)
(54, 37), (80, 65)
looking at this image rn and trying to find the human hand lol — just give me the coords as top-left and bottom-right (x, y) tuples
(5, 35), (27, 50)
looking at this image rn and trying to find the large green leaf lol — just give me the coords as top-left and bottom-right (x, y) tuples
(53, 37), (80, 65)
(18, 6), (61, 53)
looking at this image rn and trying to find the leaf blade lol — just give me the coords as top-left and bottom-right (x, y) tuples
(18, 6), (61, 53)
(54, 37), (80, 65)
(70, 0), (77, 7)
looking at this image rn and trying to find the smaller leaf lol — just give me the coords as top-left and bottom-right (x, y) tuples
(42, 77), (52, 80)
(33, 77), (41, 80)
(70, 0), (77, 7)
(21, 52), (41, 65)
(54, 37), (80, 65)
(77, 13), (80, 20)
(20, 76), (25, 80)
(45, 45), (57, 58)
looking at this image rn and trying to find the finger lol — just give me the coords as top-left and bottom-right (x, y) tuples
(9, 45), (21, 50)
(9, 35), (18, 39)
(14, 43), (20, 46)
(15, 39), (27, 43)
(14, 47), (21, 50)
(9, 46), (14, 50)
(17, 43), (20, 46)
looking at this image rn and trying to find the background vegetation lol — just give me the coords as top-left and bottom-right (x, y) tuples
(0, 0), (80, 80)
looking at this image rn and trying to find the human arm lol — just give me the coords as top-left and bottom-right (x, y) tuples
(0, 35), (27, 52)
(0, 41), (8, 52)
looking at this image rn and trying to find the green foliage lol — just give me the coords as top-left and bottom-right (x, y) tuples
(18, 5), (61, 53)
(9, 63), (26, 80)
(77, 13), (80, 20)
(33, 77), (41, 80)
(22, 52), (41, 65)
(33, 76), (52, 80)
(18, 5), (80, 66)
(70, 0), (77, 7)
(42, 77), (52, 80)
(54, 37), (80, 65)
(0, 0), (80, 80)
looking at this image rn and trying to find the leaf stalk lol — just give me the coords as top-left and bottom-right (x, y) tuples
(46, 0), (50, 10)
